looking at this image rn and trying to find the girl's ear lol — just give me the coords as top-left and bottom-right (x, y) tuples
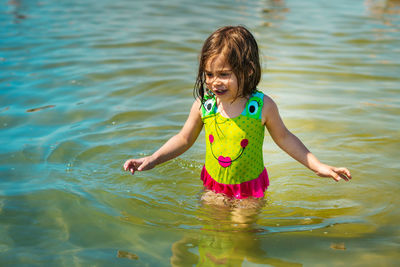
(248, 61), (255, 76)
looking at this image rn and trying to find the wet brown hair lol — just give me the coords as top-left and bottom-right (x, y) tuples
(194, 25), (261, 103)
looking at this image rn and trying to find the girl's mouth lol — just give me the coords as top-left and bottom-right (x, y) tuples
(214, 89), (227, 95)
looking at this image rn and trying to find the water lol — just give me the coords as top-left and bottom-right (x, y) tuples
(1, 0), (399, 266)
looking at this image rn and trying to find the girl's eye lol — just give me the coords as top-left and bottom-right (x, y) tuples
(205, 73), (213, 78)
(248, 100), (259, 115)
(220, 72), (231, 78)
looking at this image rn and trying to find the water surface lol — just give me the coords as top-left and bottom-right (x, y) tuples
(1, 0), (400, 266)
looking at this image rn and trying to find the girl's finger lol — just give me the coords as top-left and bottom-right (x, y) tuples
(334, 167), (352, 180)
(124, 160), (132, 171)
(339, 173), (349, 181)
(344, 168), (352, 179)
(331, 171), (340, 182)
(137, 161), (146, 171)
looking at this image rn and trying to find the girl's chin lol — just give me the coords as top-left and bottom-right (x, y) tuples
(214, 91), (227, 96)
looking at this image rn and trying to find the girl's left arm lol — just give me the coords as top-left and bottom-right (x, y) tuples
(262, 95), (351, 182)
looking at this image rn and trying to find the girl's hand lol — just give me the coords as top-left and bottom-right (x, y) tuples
(123, 156), (156, 175)
(315, 164), (352, 182)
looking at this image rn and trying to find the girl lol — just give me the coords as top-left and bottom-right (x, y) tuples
(124, 26), (351, 203)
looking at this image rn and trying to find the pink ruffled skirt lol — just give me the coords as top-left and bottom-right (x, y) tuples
(200, 166), (269, 199)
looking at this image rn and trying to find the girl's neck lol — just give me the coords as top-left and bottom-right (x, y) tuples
(216, 96), (248, 118)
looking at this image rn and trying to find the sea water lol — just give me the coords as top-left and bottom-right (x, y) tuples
(1, 0), (399, 266)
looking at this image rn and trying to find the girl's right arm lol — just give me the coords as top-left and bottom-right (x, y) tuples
(123, 99), (203, 175)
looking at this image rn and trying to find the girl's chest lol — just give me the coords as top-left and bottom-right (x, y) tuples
(204, 115), (263, 142)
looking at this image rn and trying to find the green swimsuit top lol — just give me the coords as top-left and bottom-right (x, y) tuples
(201, 90), (266, 186)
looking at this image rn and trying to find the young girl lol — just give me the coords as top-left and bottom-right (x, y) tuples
(124, 26), (351, 203)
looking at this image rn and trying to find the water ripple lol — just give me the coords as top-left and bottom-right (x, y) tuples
(1, 0), (400, 265)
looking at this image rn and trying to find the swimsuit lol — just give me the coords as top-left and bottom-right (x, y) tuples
(200, 90), (269, 199)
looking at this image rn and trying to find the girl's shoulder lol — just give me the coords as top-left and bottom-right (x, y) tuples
(249, 90), (272, 105)
(260, 93), (279, 125)
(261, 93), (275, 107)
(248, 90), (275, 108)
(187, 98), (203, 121)
(249, 90), (278, 125)
(193, 97), (203, 113)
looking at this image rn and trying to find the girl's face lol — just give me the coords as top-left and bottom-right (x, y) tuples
(205, 55), (239, 102)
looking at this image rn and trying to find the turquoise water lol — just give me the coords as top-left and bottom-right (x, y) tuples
(1, 0), (400, 266)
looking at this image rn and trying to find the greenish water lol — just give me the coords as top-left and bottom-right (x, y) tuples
(1, 0), (399, 266)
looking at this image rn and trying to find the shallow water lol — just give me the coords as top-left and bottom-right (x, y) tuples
(1, 0), (400, 266)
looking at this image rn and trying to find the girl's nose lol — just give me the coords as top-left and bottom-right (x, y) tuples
(213, 76), (222, 85)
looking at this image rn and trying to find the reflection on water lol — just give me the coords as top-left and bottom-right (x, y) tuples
(171, 202), (302, 266)
(117, 250), (139, 261)
(26, 105), (56, 113)
(1, 0), (400, 265)
(367, 0), (400, 16)
(7, 0), (27, 22)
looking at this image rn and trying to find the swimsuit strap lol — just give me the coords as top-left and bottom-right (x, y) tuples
(241, 90), (264, 120)
(201, 93), (217, 118)
(201, 90), (264, 119)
